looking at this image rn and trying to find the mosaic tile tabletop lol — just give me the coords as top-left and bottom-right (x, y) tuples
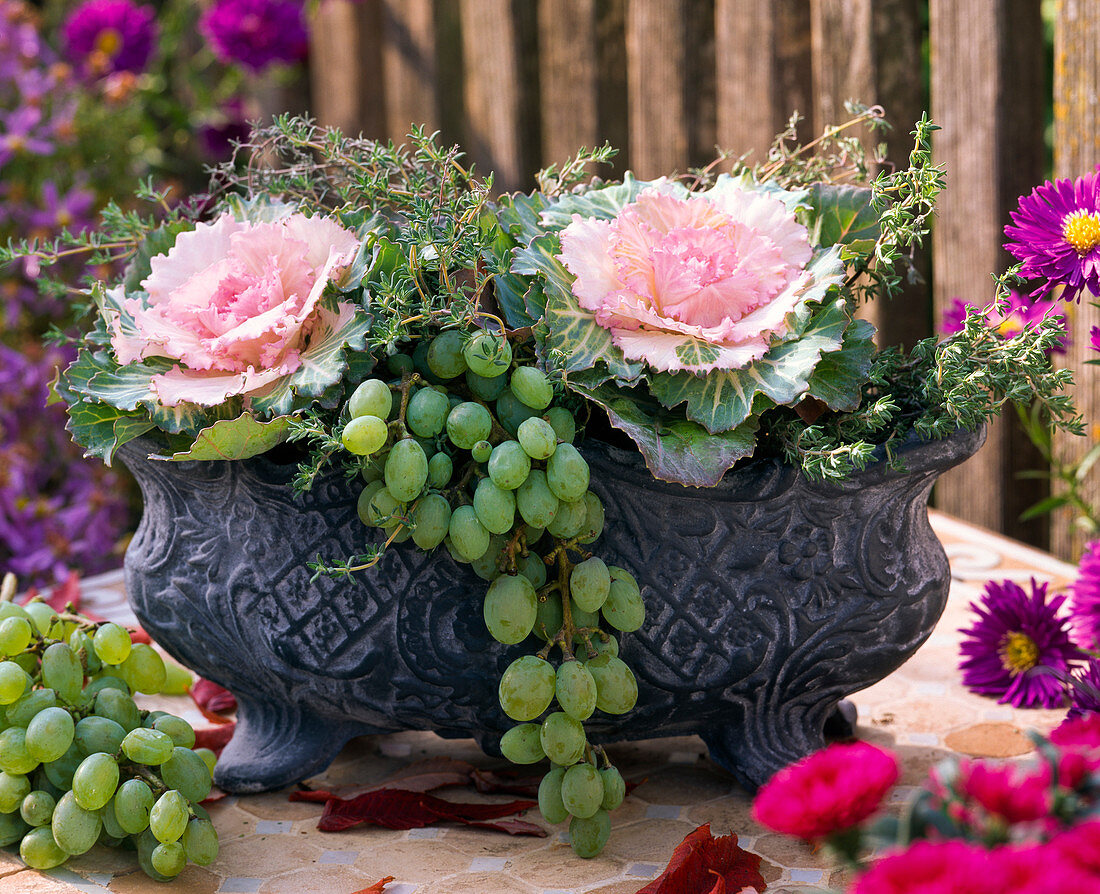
(0, 512), (1077, 894)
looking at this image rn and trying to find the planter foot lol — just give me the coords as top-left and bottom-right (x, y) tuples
(701, 702), (832, 793)
(213, 698), (352, 794)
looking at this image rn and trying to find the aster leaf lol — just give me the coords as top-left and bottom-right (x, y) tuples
(152, 413), (294, 462)
(249, 298), (373, 417)
(648, 295), (851, 434)
(570, 379), (759, 487)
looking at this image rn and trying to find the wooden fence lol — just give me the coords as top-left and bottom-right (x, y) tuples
(292, 0), (1099, 561)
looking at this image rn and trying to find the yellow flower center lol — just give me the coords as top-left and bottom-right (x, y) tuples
(94, 28), (123, 58)
(996, 318), (1023, 338)
(999, 631), (1040, 674)
(1063, 210), (1100, 256)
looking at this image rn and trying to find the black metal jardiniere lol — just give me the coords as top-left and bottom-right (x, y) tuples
(118, 426), (983, 794)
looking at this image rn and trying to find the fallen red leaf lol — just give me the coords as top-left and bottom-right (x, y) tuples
(190, 678), (237, 724)
(200, 786), (228, 806)
(352, 878), (394, 894)
(194, 722), (235, 756)
(21, 571), (80, 612)
(636, 824), (766, 894)
(317, 788), (544, 836)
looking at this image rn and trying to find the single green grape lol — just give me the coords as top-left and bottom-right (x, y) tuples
(114, 778), (154, 835)
(91, 622), (132, 667)
(602, 566), (645, 632)
(448, 505), (490, 562)
(426, 451), (453, 489)
(534, 593), (564, 642)
(51, 790), (101, 855)
(569, 599), (600, 633)
(71, 752), (119, 811)
(160, 747), (213, 803)
(94, 688), (141, 732)
(463, 330), (512, 378)
(151, 840), (187, 877)
(494, 390), (539, 435)
(20, 789), (55, 827)
(499, 724), (544, 764)
(517, 551), (547, 588)
(470, 536), (505, 582)
(483, 574), (537, 644)
(348, 378), (393, 420)
(0, 809), (28, 847)
(19, 823), (68, 869)
(385, 438), (429, 503)
(517, 416), (557, 460)
(539, 712), (586, 766)
(23, 602), (58, 637)
(510, 366), (554, 410)
(516, 470), (559, 529)
(427, 330), (468, 379)
(569, 808), (611, 858)
(473, 478), (516, 535)
(388, 352), (415, 377)
(600, 766), (626, 810)
(555, 660), (598, 722)
(100, 799), (128, 840)
(0, 770), (31, 813)
(41, 742), (80, 790)
(24, 707), (76, 763)
(560, 763), (604, 819)
(466, 368), (509, 401)
(119, 643), (166, 695)
(546, 498), (587, 539)
(546, 443), (590, 502)
(410, 494), (452, 550)
(6, 689), (56, 728)
(538, 767), (568, 824)
(41, 643), (83, 704)
(183, 816), (220, 865)
(498, 655), (556, 721)
(570, 557), (611, 613)
(577, 492), (605, 544)
(121, 728), (175, 766)
(363, 486), (403, 528)
(445, 402), (492, 449)
(406, 387), (451, 438)
(0, 661), (30, 705)
(471, 439), (493, 463)
(544, 406), (576, 444)
(342, 415), (389, 456)
(149, 790), (189, 844)
(487, 440), (531, 491)
(161, 662), (194, 696)
(586, 655), (639, 714)
(0, 617), (32, 657)
(153, 714), (196, 749)
(194, 748), (217, 777)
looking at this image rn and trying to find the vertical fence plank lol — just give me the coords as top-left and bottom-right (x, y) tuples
(930, 0), (1047, 545)
(309, 0), (386, 138)
(626, 0), (688, 177)
(1052, 0), (1100, 560)
(539, 0), (599, 168)
(382, 0), (438, 145)
(811, 0), (929, 350)
(715, 0), (813, 162)
(457, 0), (531, 191)
(596, 0), (631, 174)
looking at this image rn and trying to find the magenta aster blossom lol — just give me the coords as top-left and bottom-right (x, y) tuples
(62, 0), (158, 77)
(1071, 541), (1100, 651)
(1004, 168), (1100, 303)
(958, 579), (1086, 708)
(200, 0), (309, 72)
(941, 290), (1067, 353)
(1090, 325), (1100, 353)
(752, 741), (898, 841)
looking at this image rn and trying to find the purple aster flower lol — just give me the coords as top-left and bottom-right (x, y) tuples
(1004, 168), (1100, 303)
(201, 0), (309, 72)
(1090, 325), (1100, 354)
(28, 181), (96, 234)
(959, 579), (1087, 708)
(1066, 659), (1100, 719)
(940, 290), (1068, 353)
(1071, 540), (1100, 652)
(62, 0), (158, 78)
(0, 107), (54, 168)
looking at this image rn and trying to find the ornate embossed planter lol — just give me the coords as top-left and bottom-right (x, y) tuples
(118, 426), (983, 794)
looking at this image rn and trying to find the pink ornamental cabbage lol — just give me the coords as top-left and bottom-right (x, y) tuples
(111, 212), (359, 407)
(557, 184), (816, 373)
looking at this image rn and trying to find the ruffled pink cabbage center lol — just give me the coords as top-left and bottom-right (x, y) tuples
(558, 185), (815, 372)
(111, 212), (359, 405)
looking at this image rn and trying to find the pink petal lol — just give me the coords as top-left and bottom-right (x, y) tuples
(558, 215), (620, 313)
(611, 328), (771, 373)
(284, 213), (361, 270)
(142, 214), (243, 302)
(150, 363), (292, 407)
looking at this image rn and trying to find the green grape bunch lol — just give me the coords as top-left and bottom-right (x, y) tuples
(0, 573), (219, 880)
(324, 327), (647, 858)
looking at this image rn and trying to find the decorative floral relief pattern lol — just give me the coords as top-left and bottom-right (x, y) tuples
(119, 428), (983, 791)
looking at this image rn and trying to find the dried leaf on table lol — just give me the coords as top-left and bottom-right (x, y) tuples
(190, 677), (237, 722)
(352, 878), (394, 894)
(636, 824), (766, 894)
(194, 721), (235, 755)
(316, 788), (544, 836)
